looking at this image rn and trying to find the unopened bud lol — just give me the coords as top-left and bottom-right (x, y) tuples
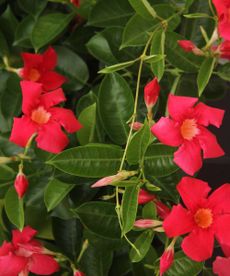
(155, 200), (171, 220)
(91, 170), (137, 188)
(144, 77), (160, 112)
(134, 219), (162, 229)
(178, 40), (196, 52)
(0, 156), (14, 164)
(131, 122), (144, 131)
(71, 0), (80, 7)
(14, 172), (29, 198)
(160, 238), (177, 276)
(74, 271), (85, 276)
(138, 189), (156, 204)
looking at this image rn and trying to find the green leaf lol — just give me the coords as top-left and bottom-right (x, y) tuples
(144, 144), (178, 177)
(127, 122), (151, 165)
(0, 30), (9, 57)
(14, 15), (35, 48)
(48, 144), (123, 178)
(88, 0), (133, 27)
(165, 251), (203, 276)
(55, 46), (89, 91)
(184, 13), (211, 18)
(150, 29), (165, 80)
(197, 58), (215, 96)
(44, 178), (75, 212)
(32, 13), (74, 51)
(128, 0), (157, 20)
(217, 63), (230, 82)
(121, 184), (140, 234)
(129, 230), (154, 262)
(18, 0), (47, 16)
(99, 59), (137, 74)
(112, 179), (140, 188)
(142, 201), (157, 219)
(5, 187), (24, 230)
(165, 31), (203, 72)
(98, 73), (134, 145)
(121, 5), (180, 48)
(75, 202), (121, 239)
(0, 165), (16, 180)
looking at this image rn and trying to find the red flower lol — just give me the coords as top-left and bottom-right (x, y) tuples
(178, 40), (196, 52)
(0, 226), (59, 275)
(10, 81), (82, 154)
(71, 0), (80, 7)
(14, 172), (29, 198)
(151, 94), (225, 175)
(212, 0), (230, 40)
(74, 270), (85, 276)
(20, 47), (66, 91)
(220, 40), (230, 60)
(144, 77), (160, 111)
(213, 256), (230, 276)
(160, 247), (174, 276)
(163, 177), (230, 261)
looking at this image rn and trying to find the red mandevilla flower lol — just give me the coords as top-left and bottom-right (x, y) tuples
(151, 94), (225, 175)
(213, 256), (230, 276)
(220, 40), (230, 60)
(163, 176), (230, 261)
(10, 81), (82, 154)
(14, 172), (29, 198)
(71, 0), (80, 7)
(0, 226), (59, 276)
(19, 47), (66, 91)
(212, 0), (230, 40)
(144, 77), (160, 111)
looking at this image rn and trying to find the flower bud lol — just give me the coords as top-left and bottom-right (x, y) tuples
(131, 122), (144, 131)
(155, 200), (171, 220)
(144, 77), (160, 111)
(160, 241), (176, 276)
(74, 271), (85, 276)
(178, 40), (196, 52)
(91, 170), (137, 188)
(0, 156), (13, 164)
(134, 219), (162, 229)
(138, 189), (156, 204)
(14, 172), (29, 198)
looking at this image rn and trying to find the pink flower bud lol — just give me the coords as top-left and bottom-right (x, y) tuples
(138, 189), (156, 204)
(71, 0), (80, 7)
(144, 77), (160, 110)
(134, 219), (161, 229)
(178, 40), (196, 52)
(74, 271), (85, 276)
(160, 247), (174, 276)
(131, 122), (144, 131)
(14, 172), (29, 198)
(91, 170), (137, 188)
(155, 200), (171, 220)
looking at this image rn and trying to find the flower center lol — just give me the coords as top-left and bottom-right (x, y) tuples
(194, 208), (213, 229)
(28, 68), (41, 82)
(180, 119), (199, 140)
(31, 106), (51, 125)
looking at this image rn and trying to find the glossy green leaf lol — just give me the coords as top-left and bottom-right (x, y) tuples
(99, 59), (137, 74)
(0, 30), (9, 57)
(55, 46), (89, 91)
(75, 202), (121, 239)
(127, 122), (151, 165)
(18, 0), (47, 16)
(98, 73), (134, 145)
(48, 144), (123, 178)
(44, 178), (75, 212)
(14, 15), (35, 48)
(142, 201), (157, 219)
(143, 144), (178, 177)
(0, 165), (16, 180)
(121, 185), (140, 234)
(165, 251), (203, 276)
(129, 230), (154, 262)
(88, 0), (133, 27)
(150, 29), (165, 80)
(128, 0), (157, 20)
(5, 187), (24, 230)
(217, 63), (230, 82)
(76, 91), (97, 116)
(197, 57), (216, 96)
(32, 13), (74, 50)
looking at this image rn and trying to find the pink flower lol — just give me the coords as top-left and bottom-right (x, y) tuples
(0, 226), (59, 275)
(178, 40), (196, 52)
(212, 0), (230, 40)
(74, 270), (85, 276)
(14, 172), (29, 198)
(151, 94), (225, 175)
(134, 219), (156, 229)
(163, 176), (230, 261)
(19, 47), (66, 91)
(160, 246), (174, 276)
(10, 81), (82, 154)
(144, 77), (160, 111)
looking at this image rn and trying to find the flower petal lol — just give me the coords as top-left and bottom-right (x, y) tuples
(29, 254), (59, 275)
(213, 256), (230, 276)
(12, 226), (37, 245)
(208, 184), (230, 214)
(163, 204), (194, 237)
(181, 228), (214, 261)
(151, 117), (183, 146)
(168, 94), (198, 121)
(0, 242), (13, 256)
(177, 176), (211, 211)
(40, 71), (66, 91)
(42, 47), (57, 70)
(0, 254), (27, 276)
(173, 140), (202, 176)
(198, 127), (225, 159)
(194, 102), (225, 128)
(21, 52), (43, 70)
(40, 88), (66, 109)
(214, 215), (230, 246)
(36, 121), (69, 153)
(50, 107), (82, 133)
(20, 81), (43, 115)
(10, 117), (37, 148)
